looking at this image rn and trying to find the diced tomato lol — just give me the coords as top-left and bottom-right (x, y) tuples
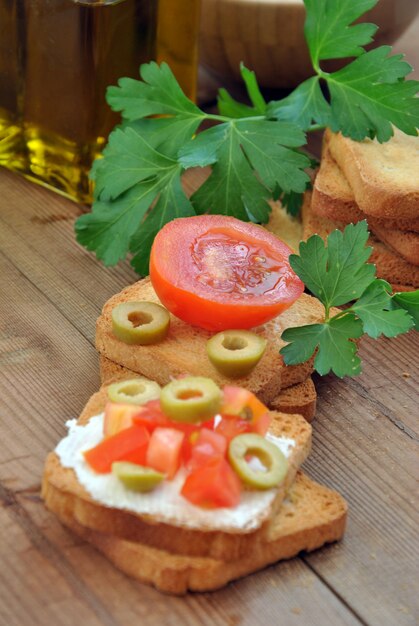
(188, 428), (227, 470)
(221, 386), (271, 435)
(103, 402), (143, 437)
(181, 458), (241, 508)
(84, 426), (150, 473)
(132, 400), (168, 432)
(146, 427), (184, 479)
(213, 414), (252, 442)
(150, 215), (304, 331)
(180, 429), (200, 465)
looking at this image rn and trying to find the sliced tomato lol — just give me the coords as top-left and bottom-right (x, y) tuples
(84, 426), (150, 474)
(221, 386), (271, 435)
(181, 458), (241, 508)
(149, 215), (304, 330)
(103, 402), (143, 437)
(146, 427), (184, 479)
(213, 415), (252, 442)
(188, 428), (227, 470)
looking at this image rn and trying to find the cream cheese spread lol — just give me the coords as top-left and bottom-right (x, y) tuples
(55, 413), (296, 532)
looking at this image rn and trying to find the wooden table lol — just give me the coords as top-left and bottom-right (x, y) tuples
(1, 20), (419, 626)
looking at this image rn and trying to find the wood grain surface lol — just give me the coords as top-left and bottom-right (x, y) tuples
(1, 17), (419, 624)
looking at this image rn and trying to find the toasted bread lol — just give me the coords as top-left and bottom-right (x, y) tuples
(303, 192), (419, 290)
(98, 355), (316, 422)
(269, 378), (316, 422)
(265, 201), (303, 251)
(95, 278), (327, 402)
(42, 386), (312, 559)
(46, 470), (347, 594)
(326, 129), (419, 219)
(312, 145), (419, 233)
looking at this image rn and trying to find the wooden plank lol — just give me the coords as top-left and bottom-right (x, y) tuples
(302, 368), (419, 626)
(0, 249), (100, 491)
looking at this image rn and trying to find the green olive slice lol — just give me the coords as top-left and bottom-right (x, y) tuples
(107, 378), (161, 405)
(112, 462), (165, 492)
(228, 433), (288, 489)
(207, 330), (267, 378)
(160, 376), (222, 423)
(112, 301), (170, 345)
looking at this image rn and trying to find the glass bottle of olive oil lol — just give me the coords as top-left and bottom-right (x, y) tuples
(0, 0), (200, 204)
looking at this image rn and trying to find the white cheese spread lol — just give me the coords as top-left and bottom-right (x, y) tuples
(55, 414), (295, 532)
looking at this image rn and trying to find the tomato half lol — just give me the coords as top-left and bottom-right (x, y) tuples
(149, 215), (304, 331)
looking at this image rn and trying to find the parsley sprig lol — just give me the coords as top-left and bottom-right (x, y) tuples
(280, 222), (417, 377)
(75, 0), (419, 272)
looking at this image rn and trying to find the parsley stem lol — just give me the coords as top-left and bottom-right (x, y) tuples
(307, 123), (325, 133)
(204, 113), (265, 124)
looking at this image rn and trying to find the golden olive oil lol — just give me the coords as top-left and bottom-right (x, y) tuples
(0, 0), (200, 203)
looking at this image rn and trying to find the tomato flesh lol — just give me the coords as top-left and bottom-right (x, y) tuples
(84, 425), (150, 474)
(150, 215), (304, 330)
(221, 386), (271, 435)
(146, 427), (184, 479)
(103, 402), (143, 437)
(181, 458), (242, 508)
(188, 428), (227, 470)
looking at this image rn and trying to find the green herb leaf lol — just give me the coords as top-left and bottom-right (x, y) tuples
(327, 47), (419, 141)
(185, 120), (310, 221)
(304, 0), (378, 66)
(217, 64), (266, 118)
(268, 76), (330, 130)
(130, 175), (195, 275)
(352, 279), (414, 338)
(281, 314), (363, 377)
(289, 221), (376, 311)
(391, 290), (419, 330)
(107, 61), (202, 121)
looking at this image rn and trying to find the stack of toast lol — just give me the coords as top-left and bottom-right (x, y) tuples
(42, 276), (348, 593)
(307, 129), (419, 291)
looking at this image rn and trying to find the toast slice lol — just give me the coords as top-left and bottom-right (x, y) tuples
(42, 386), (312, 560)
(265, 201), (303, 252)
(312, 145), (419, 233)
(326, 128), (419, 219)
(303, 192), (419, 290)
(269, 378), (316, 422)
(99, 355), (317, 423)
(95, 278), (326, 403)
(47, 470), (347, 594)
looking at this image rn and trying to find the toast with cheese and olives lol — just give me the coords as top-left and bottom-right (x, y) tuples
(99, 355), (317, 422)
(45, 469), (347, 594)
(42, 385), (313, 561)
(95, 278), (328, 404)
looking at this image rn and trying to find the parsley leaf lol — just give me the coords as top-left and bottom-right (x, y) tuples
(289, 221), (375, 312)
(326, 47), (419, 141)
(304, 0), (377, 65)
(130, 175), (195, 275)
(218, 64), (267, 118)
(391, 291), (419, 330)
(281, 315), (363, 378)
(107, 61), (202, 121)
(352, 279), (414, 338)
(268, 77), (330, 131)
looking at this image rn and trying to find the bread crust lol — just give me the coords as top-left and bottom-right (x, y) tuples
(95, 278), (327, 402)
(303, 192), (419, 290)
(44, 471), (347, 594)
(42, 386), (312, 559)
(312, 144), (419, 233)
(326, 129), (419, 220)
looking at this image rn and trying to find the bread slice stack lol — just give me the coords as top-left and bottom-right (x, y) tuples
(309, 129), (419, 291)
(96, 277), (321, 422)
(42, 386), (347, 594)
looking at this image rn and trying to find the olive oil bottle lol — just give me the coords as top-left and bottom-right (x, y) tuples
(0, 0), (200, 203)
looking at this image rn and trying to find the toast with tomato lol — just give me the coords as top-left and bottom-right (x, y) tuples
(42, 384), (313, 561)
(99, 355), (317, 422)
(45, 470), (347, 594)
(95, 278), (324, 403)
